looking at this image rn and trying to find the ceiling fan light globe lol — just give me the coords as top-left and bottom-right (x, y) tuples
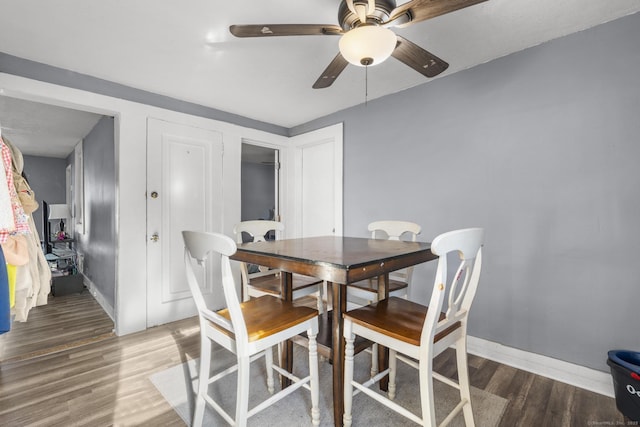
(339, 25), (397, 67)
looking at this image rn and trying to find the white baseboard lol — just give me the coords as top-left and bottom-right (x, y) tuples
(82, 274), (115, 323)
(467, 336), (614, 398)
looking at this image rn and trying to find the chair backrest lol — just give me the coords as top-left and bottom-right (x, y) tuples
(233, 220), (284, 244)
(233, 220), (286, 299)
(421, 228), (484, 348)
(182, 230), (250, 345)
(368, 220), (422, 285)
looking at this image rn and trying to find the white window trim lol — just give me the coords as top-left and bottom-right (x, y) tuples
(74, 141), (85, 235)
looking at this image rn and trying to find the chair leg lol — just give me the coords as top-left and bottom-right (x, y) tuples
(456, 337), (476, 427)
(235, 355), (251, 427)
(307, 329), (321, 426)
(316, 286), (324, 314)
(277, 342), (283, 369)
(343, 325), (355, 427)
(265, 346), (275, 394)
(419, 358), (437, 427)
(324, 281), (331, 310)
(240, 268), (250, 302)
(193, 336), (211, 427)
(388, 348), (397, 400)
(370, 344), (379, 378)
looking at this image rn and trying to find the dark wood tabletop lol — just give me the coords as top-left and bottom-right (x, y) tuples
(233, 235), (432, 284)
(231, 235), (436, 427)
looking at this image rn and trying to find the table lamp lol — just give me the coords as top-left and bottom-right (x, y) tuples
(48, 204), (70, 238)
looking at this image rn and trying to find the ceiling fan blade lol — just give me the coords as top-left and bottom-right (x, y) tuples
(229, 24), (343, 38)
(392, 35), (449, 78)
(312, 53), (349, 89)
(388, 0), (488, 27)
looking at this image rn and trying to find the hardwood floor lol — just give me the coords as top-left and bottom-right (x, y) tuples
(1, 316), (196, 426)
(0, 302), (626, 426)
(0, 291), (114, 363)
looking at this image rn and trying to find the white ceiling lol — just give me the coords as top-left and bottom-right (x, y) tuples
(0, 96), (103, 158)
(1, 0), (639, 154)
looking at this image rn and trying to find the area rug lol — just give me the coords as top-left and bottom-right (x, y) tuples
(151, 345), (507, 426)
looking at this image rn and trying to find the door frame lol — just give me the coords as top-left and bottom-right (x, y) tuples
(240, 123), (343, 240)
(146, 118), (225, 326)
(241, 138), (291, 236)
(288, 123), (343, 238)
(241, 139), (281, 221)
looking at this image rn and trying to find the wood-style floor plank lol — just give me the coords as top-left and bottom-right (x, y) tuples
(516, 375), (554, 426)
(1, 317), (198, 426)
(0, 291), (114, 363)
(496, 370), (537, 426)
(541, 381), (576, 427)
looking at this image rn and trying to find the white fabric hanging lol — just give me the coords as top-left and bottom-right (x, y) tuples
(2, 137), (52, 321)
(0, 137), (16, 236)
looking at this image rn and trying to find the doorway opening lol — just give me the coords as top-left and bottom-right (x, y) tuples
(0, 94), (116, 361)
(241, 143), (279, 224)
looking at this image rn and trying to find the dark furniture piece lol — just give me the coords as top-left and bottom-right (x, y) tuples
(46, 244), (83, 296)
(42, 200), (52, 254)
(42, 201), (83, 296)
(230, 235), (436, 427)
(50, 272), (84, 296)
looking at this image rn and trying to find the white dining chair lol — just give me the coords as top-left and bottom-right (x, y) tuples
(234, 220), (325, 313)
(347, 220), (422, 305)
(345, 220), (422, 376)
(182, 230), (320, 427)
(343, 228), (484, 427)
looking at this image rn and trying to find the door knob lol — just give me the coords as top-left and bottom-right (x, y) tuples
(150, 233), (159, 242)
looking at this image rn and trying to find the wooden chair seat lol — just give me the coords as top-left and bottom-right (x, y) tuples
(215, 295), (318, 342)
(345, 297), (461, 346)
(249, 273), (323, 296)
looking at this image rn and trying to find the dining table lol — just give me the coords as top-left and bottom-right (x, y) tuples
(230, 235), (436, 427)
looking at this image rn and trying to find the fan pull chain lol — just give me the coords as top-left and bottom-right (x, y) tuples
(360, 57), (373, 106)
(365, 65), (368, 106)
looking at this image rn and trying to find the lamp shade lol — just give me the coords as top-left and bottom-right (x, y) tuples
(339, 25), (397, 67)
(48, 204), (70, 220)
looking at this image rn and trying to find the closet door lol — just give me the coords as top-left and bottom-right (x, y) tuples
(146, 118), (223, 327)
(290, 123), (343, 238)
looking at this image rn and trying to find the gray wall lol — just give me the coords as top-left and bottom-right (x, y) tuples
(75, 116), (116, 307)
(293, 12), (640, 371)
(22, 155), (67, 239)
(241, 162), (275, 221)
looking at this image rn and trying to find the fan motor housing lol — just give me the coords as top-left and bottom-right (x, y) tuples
(338, 0), (396, 30)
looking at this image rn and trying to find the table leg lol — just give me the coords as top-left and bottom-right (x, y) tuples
(377, 273), (390, 391)
(332, 282), (346, 427)
(281, 271), (293, 389)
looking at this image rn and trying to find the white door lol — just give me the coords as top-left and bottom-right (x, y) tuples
(146, 118), (224, 327)
(290, 124), (343, 237)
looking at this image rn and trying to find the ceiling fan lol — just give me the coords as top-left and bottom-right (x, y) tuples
(230, 0), (488, 89)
